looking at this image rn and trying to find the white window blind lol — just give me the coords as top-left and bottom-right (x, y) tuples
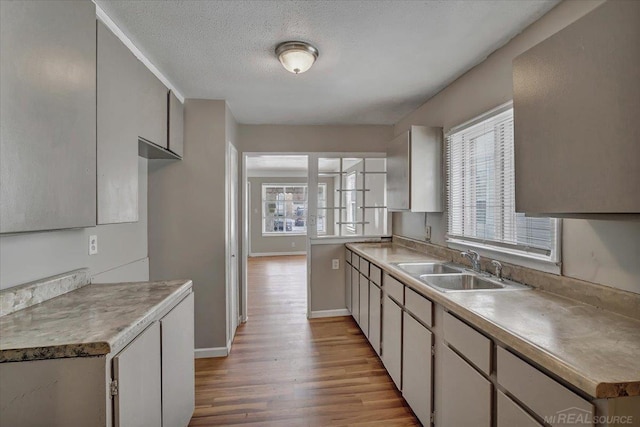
(446, 104), (559, 261)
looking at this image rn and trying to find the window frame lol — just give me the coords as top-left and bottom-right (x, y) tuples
(445, 102), (562, 273)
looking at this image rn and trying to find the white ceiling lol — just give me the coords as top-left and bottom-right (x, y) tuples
(96, 0), (558, 125)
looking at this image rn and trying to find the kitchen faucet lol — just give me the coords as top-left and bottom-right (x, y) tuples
(460, 250), (481, 273)
(491, 260), (503, 281)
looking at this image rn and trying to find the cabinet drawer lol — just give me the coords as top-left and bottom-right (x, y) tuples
(497, 347), (593, 427)
(359, 257), (370, 276)
(497, 390), (542, 427)
(345, 249), (352, 264)
(443, 311), (491, 375)
(384, 274), (404, 304)
(369, 264), (382, 286)
(404, 288), (432, 327)
(352, 254), (360, 271)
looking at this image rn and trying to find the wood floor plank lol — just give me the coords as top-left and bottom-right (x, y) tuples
(189, 255), (420, 426)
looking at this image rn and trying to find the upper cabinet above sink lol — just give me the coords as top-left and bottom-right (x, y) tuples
(387, 126), (443, 212)
(513, 0), (640, 219)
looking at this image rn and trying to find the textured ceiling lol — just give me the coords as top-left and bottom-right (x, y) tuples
(96, 0), (559, 125)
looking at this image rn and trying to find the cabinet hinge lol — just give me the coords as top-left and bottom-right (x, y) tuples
(431, 345), (435, 356)
(110, 380), (118, 397)
(430, 411), (435, 424)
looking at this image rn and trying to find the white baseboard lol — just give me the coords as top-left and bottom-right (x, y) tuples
(308, 308), (351, 319)
(249, 251), (307, 257)
(194, 346), (228, 358)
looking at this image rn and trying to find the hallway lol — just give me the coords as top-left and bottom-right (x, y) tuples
(189, 255), (419, 426)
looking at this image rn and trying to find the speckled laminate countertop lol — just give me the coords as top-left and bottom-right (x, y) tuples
(0, 280), (192, 363)
(347, 242), (640, 399)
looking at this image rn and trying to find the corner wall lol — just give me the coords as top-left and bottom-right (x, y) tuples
(148, 99), (229, 350)
(391, 0), (640, 295)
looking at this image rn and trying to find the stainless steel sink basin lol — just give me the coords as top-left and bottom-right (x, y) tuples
(418, 274), (530, 292)
(395, 262), (462, 275)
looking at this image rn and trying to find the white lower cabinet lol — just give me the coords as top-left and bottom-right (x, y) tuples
(402, 312), (433, 426)
(368, 283), (382, 356)
(497, 390), (542, 427)
(351, 265), (360, 323)
(113, 322), (162, 427)
(440, 345), (492, 427)
(359, 274), (369, 337)
(382, 294), (403, 390)
(161, 293), (195, 427)
(345, 260), (352, 313)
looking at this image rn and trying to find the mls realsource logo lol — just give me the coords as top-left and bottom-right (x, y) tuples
(544, 408), (634, 425)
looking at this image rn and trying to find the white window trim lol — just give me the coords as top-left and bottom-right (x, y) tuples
(445, 101), (562, 274)
(447, 219), (562, 274)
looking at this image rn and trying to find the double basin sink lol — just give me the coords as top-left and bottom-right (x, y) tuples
(392, 262), (530, 292)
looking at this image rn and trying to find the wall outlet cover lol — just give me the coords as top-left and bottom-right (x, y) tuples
(332, 259), (339, 270)
(425, 225), (432, 241)
(89, 235), (98, 255)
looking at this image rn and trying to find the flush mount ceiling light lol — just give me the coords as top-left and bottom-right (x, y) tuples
(275, 41), (319, 74)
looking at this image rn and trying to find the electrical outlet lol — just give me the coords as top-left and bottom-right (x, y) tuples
(332, 259), (339, 270)
(425, 225), (432, 241)
(89, 235), (98, 255)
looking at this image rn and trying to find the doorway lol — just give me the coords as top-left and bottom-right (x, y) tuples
(242, 154), (309, 321)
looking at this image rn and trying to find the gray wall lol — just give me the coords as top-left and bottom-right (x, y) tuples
(0, 158), (149, 289)
(148, 99), (232, 350)
(392, 0), (640, 295)
(237, 124), (392, 153)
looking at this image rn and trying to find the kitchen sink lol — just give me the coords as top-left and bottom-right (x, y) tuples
(418, 273), (530, 292)
(394, 262), (462, 276)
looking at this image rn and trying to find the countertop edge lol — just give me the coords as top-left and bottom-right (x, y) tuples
(0, 280), (193, 363)
(346, 243), (637, 399)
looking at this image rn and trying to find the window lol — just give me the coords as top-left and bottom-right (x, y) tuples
(262, 184), (325, 235)
(446, 103), (560, 264)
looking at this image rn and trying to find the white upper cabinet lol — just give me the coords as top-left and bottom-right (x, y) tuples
(168, 91), (184, 158)
(386, 126), (443, 212)
(513, 0), (640, 217)
(0, 0), (97, 233)
(137, 60), (168, 149)
(97, 20), (139, 224)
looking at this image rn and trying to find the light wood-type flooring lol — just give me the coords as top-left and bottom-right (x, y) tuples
(189, 255), (420, 426)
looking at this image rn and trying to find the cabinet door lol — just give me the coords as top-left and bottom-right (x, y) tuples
(161, 293), (195, 427)
(137, 63), (168, 148)
(168, 91), (184, 157)
(345, 260), (352, 313)
(0, 0), (96, 233)
(440, 345), (491, 427)
(113, 322), (162, 427)
(97, 21), (138, 224)
(402, 312), (433, 426)
(386, 131), (410, 210)
(513, 1), (640, 214)
(497, 390), (542, 427)
(359, 274), (369, 337)
(382, 294), (402, 390)
(368, 283), (381, 356)
(351, 266), (360, 323)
